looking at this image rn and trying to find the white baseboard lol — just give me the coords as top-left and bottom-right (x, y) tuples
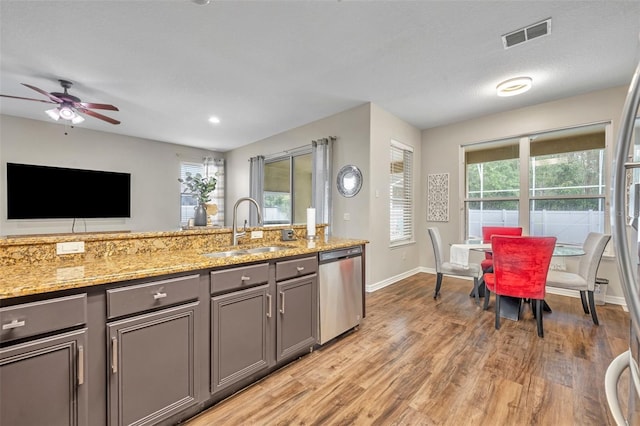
(367, 269), (628, 309)
(366, 267), (423, 292)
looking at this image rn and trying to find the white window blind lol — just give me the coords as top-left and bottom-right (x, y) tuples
(390, 140), (414, 244)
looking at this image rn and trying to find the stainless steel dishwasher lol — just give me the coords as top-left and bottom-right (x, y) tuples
(318, 246), (363, 344)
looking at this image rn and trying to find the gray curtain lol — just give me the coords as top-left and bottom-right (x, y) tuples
(249, 155), (265, 226)
(312, 137), (334, 236)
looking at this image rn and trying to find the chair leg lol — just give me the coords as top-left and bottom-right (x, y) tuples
(434, 273), (443, 299)
(579, 291), (590, 314)
(473, 277), (480, 305)
(587, 290), (599, 325)
(535, 299), (544, 338)
(495, 295), (501, 330)
(483, 288), (491, 311)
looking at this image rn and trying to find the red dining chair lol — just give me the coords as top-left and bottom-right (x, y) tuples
(480, 226), (523, 272)
(483, 235), (556, 338)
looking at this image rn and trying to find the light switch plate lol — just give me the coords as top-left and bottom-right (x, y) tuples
(250, 230), (264, 239)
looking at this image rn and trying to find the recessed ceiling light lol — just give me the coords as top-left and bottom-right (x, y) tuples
(192, 0), (210, 5)
(208, 116), (220, 124)
(496, 76), (533, 97)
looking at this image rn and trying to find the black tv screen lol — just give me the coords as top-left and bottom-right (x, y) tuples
(7, 162), (131, 219)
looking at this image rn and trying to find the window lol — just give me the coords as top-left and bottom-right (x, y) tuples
(180, 158), (224, 226)
(464, 124), (607, 244)
(390, 140), (414, 245)
(263, 152), (312, 225)
(465, 140), (520, 239)
(529, 128), (605, 243)
(180, 162), (203, 225)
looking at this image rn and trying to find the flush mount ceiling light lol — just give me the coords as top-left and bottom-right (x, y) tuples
(496, 76), (533, 97)
(208, 116), (220, 124)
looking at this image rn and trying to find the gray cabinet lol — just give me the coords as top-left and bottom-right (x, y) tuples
(210, 284), (270, 393)
(275, 256), (318, 362)
(106, 275), (200, 426)
(209, 263), (270, 394)
(276, 273), (318, 362)
(0, 294), (88, 426)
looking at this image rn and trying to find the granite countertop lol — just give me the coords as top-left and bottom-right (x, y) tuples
(0, 237), (368, 300)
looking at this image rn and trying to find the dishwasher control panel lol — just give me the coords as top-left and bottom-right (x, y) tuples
(319, 246), (362, 262)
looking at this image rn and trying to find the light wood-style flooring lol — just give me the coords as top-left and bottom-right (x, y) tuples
(184, 272), (631, 425)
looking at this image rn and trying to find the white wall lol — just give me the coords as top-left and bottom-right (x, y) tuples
(224, 103), (422, 287)
(224, 103), (372, 236)
(0, 115), (222, 235)
(421, 85), (630, 301)
(369, 104), (422, 287)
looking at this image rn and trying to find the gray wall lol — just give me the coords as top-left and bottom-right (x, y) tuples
(0, 115), (221, 235)
(421, 85), (630, 302)
(224, 103), (423, 288)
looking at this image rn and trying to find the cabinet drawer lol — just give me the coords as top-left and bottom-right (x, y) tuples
(210, 263), (269, 294)
(276, 256), (318, 281)
(107, 274), (199, 319)
(0, 293), (87, 343)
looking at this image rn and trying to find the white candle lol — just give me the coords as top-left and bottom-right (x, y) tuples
(307, 208), (316, 237)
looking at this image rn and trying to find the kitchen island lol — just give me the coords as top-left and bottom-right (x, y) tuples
(0, 226), (367, 426)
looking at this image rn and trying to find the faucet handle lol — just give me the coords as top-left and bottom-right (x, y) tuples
(243, 219), (248, 232)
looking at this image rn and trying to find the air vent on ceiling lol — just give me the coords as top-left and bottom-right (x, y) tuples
(502, 18), (552, 49)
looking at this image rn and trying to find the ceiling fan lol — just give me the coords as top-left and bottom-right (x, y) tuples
(0, 79), (120, 125)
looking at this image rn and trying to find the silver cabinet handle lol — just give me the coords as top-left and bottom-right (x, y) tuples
(266, 293), (272, 318)
(241, 275), (251, 282)
(279, 291), (285, 314)
(77, 345), (84, 385)
(296, 266), (305, 272)
(111, 337), (118, 373)
(153, 292), (167, 300)
(2, 319), (26, 330)
(2, 319), (25, 330)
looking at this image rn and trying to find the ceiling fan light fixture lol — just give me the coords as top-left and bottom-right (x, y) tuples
(59, 104), (76, 120)
(45, 108), (61, 121)
(496, 76), (532, 97)
(71, 114), (85, 124)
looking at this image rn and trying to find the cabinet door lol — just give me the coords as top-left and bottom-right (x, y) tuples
(211, 284), (269, 394)
(107, 302), (199, 426)
(0, 328), (88, 426)
(276, 274), (317, 362)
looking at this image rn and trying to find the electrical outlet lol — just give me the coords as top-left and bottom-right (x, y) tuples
(56, 241), (85, 255)
(344, 213), (350, 220)
(250, 230), (263, 239)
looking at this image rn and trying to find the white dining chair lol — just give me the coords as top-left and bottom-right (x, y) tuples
(545, 232), (610, 325)
(428, 227), (482, 304)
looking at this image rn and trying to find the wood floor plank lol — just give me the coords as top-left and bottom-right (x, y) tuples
(183, 273), (631, 425)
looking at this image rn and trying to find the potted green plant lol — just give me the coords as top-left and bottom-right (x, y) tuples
(179, 172), (217, 226)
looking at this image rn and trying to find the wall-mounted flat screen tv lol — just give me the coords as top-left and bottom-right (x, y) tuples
(7, 162), (131, 219)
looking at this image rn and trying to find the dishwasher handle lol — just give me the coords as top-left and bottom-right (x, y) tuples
(319, 246), (362, 263)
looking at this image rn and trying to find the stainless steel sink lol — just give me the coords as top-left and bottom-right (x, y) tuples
(202, 249), (249, 258)
(245, 246), (291, 254)
(202, 245), (291, 258)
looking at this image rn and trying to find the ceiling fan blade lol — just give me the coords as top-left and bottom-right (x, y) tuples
(77, 107), (120, 125)
(0, 94), (56, 104)
(78, 102), (119, 111)
(21, 83), (63, 103)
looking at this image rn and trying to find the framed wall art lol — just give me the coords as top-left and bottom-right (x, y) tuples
(427, 173), (449, 222)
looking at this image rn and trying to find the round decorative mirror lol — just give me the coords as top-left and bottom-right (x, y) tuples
(337, 165), (363, 197)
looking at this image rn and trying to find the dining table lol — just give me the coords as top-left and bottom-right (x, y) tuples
(450, 240), (585, 320)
